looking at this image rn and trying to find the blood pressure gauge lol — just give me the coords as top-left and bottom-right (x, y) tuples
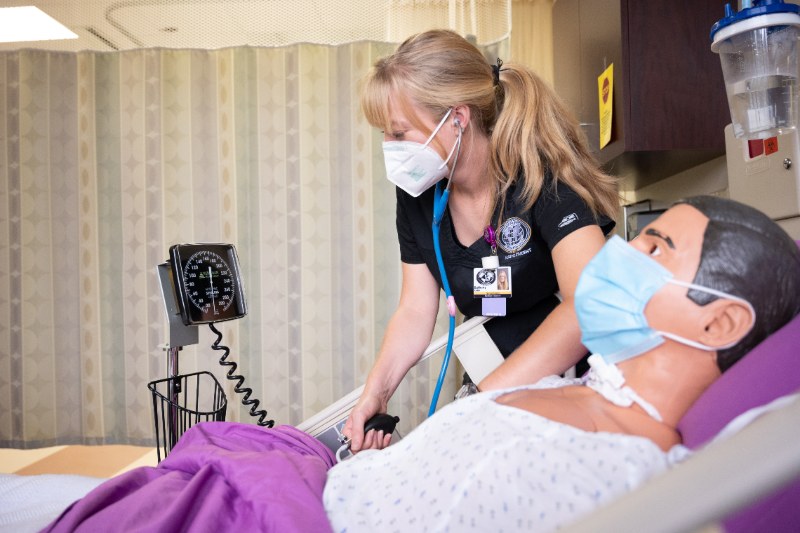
(169, 243), (247, 325)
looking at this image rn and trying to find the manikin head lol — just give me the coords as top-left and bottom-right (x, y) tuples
(677, 196), (800, 370)
(576, 196), (800, 373)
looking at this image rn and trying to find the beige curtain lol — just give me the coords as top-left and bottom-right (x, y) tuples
(510, 0), (554, 84)
(0, 44), (472, 447)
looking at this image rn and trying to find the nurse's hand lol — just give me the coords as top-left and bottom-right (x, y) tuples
(343, 395), (392, 453)
(360, 427), (393, 452)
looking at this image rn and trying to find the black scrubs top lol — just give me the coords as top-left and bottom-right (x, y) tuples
(396, 172), (615, 357)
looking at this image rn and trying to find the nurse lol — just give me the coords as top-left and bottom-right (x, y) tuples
(344, 29), (619, 452)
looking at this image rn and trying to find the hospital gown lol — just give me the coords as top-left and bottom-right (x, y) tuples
(323, 377), (689, 532)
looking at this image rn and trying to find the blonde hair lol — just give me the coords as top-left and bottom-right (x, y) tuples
(361, 29), (620, 223)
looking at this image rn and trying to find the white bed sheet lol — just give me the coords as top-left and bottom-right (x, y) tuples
(0, 473), (105, 532)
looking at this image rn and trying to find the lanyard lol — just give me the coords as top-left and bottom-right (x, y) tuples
(483, 224), (498, 255)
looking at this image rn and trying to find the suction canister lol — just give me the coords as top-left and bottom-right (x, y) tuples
(711, 0), (800, 140)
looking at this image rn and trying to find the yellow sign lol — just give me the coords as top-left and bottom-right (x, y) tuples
(598, 64), (613, 149)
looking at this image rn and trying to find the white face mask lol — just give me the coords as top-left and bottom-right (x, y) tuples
(382, 108), (462, 197)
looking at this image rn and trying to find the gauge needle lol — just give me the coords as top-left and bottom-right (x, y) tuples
(208, 266), (217, 312)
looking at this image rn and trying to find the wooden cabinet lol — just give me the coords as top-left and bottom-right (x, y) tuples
(553, 0), (731, 188)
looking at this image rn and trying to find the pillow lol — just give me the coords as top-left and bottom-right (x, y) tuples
(677, 312), (800, 448)
(677, 307), (800, 533)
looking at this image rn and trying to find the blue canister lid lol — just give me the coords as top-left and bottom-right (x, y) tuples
(711, 0), (800, 42)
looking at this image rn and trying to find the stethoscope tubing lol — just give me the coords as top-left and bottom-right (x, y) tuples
(429, 184), (457, 416)
(428, 116), (461, 416)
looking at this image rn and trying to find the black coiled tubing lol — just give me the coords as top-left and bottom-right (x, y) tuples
(209, 322), (274, 427)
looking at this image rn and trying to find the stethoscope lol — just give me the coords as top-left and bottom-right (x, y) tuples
(428, 118), (463, 417)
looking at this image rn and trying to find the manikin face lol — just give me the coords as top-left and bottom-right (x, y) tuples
(629, 204), (709, 339)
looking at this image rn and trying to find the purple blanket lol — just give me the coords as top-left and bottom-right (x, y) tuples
(43, 422), (336, 532)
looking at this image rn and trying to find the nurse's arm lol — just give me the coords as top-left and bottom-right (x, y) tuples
(364, 261), (441, 401)
(478, 225), (606, 390)
(345, 261), (440, 451)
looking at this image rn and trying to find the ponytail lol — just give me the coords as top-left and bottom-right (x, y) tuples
(490, 64), (619, 223)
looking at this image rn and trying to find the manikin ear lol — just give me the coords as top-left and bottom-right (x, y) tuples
(697, 298), (755, 348)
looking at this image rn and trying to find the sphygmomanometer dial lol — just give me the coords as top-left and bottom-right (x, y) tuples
(169, 243), (247, 325)
(185, 250), (235, 312)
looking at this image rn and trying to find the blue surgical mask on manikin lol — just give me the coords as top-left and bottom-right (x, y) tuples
(382, 108), (461, 197)
(574, 235), (756, 365)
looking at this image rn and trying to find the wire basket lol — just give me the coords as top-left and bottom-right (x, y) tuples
(148, 371), (227, 462)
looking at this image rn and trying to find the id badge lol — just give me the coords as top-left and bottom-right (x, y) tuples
(473, 262), (511, 317)
(476, 226), (510, 316)
(473, 265), (512, 297)
(482, 297), (506, 317)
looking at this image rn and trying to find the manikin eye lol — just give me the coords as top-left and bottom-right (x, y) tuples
(649, 243), (662, 257)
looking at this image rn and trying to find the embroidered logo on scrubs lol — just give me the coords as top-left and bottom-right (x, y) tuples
(497, 217), (532, 254)
(558, 213), (579, 228)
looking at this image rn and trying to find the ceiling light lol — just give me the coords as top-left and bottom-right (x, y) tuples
(0, 6), (78, 43)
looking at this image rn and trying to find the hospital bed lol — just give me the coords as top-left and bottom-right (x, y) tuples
(2, 307), (799, 532)
(297, 314), (498, 440)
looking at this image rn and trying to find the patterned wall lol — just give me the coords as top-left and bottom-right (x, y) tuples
(0, 43), (469, 447)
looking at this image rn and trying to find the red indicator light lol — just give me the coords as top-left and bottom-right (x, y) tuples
(748, 139), (764, 159)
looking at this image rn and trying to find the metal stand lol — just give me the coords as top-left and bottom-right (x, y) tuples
(154, 262), (200, 455)
(150, 253), (236, 460)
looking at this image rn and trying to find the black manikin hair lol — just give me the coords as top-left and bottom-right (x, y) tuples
(677, 195), (800, 372)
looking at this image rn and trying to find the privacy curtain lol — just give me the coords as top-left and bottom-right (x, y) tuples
(511, 0), (554, 85)
(0, 44), (468, 447)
